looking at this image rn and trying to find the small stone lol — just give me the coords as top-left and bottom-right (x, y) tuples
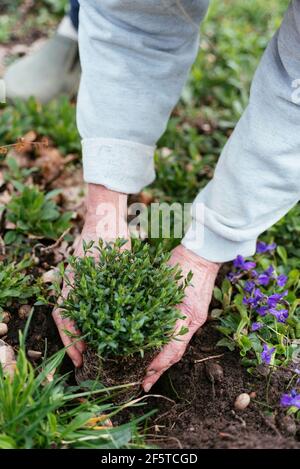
(27, 350), (42, 360)
(18, 305), (31, 320)
(279, 415), (297, 436)
(249, 391), (257, 399)
(1, 311), (11, 324)
(205, 361), (224, 383)
(0, 323), (8, 336)
(234, 393), (251, 411)
(42, 268), (60, 284)
(0, 340), (16, 378)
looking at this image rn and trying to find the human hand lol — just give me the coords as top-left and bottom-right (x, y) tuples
(142, 244), (220, 392)
(52, 183), (130, 367)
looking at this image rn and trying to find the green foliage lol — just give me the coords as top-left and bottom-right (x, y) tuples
(0, 256), (38, 313)
(61, 239), (191, 358)
(5, 184), (72, 243)
(263, 204), (300, 268)
(0, 97), (80, 156)
(0, 334), (148, 449)
(214, 249), (300, 371)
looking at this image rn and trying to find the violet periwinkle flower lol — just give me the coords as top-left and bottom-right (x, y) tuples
(261, 344), (275, 365)
(280, 390), (300, 409)
(257, 273), (271, 286)
(251, 322), (263, 332)
(257, 306), (269, 317)
(233, 255), (256, 271)
(277, 274), (288, 288)
(244, 280), (255, 293)
(267, 292), (286, 308)
(270, 308), (289, 323)
(243, 289), (264, 307)
(256, 241), (277, 254)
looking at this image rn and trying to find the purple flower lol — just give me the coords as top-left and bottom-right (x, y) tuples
(233, 255), (256, 271)
(257, 306), (269, 317)
(244, 281), (255, 293)
(280, 390), (300, 409)
(257, 273), (271, 286)
(267, 293), (284, 308)
(251, 322), (263, 332)
(277, 274), (288, 288)
(265, 265), (275, 276)
(261, 344), (275, 365)
(256, 241), (277, 254)
(243, 289), (264, 307)
(270, 308), (289, 323)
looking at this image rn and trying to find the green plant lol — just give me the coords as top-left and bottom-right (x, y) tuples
(0, 256), (38, 313)
(0, 332), (149, 449)
(4, 156), (37, 184)
(0, 97), (80, 156)
(213, 242), (300, 370)
(5, 184), (72, 244)
(61, 239), (191, 358)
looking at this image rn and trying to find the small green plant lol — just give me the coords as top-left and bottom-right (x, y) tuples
(0, 256), (38, 313)
(0, 97), (80, 156)
(61, 239), (191, 358)
(4, 156), (37, 185)
(0, 332), (149, 449)
(5, 184), (72, 244)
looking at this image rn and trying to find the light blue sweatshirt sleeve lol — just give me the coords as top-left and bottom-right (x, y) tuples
(182, 0), (300, 262)
(77, 0), (209, 193)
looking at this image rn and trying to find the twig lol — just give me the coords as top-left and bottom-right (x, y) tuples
(194, 353), (224, 364)
(40, 228), (71, 254)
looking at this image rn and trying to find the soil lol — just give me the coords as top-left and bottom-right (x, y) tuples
(5, 305), (300, 449)
(75, 348), (155, 403)
(139, 322), (300, 449)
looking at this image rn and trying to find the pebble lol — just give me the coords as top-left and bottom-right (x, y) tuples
(279, 415), (297, 436)
(205, 362), (224, 383)
(0, 323), (8, 336)
(18, 305), (31, 320)
(0, 340), (16, 378)
(234, 393), (251, 411)
(42, 268), (60, 284)
(1, 312), (11, 324)
(27, 350), (42, 360)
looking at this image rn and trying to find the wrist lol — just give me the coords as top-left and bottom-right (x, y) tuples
(86, 183), (128, 216)
(174, 245), (221, 275)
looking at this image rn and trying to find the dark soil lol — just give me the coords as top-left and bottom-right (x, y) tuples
(76, 348), (155, 403)
(140, 321), (300, 449)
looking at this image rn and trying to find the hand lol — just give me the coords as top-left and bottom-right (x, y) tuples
(52, 183), (129, 367)
(142, 244), (221, 392)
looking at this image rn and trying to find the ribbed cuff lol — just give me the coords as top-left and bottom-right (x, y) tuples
(82, 138), (156, 194)
(182, 223), (257, 263)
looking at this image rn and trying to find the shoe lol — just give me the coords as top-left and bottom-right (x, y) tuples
(4, 33), (81, 103)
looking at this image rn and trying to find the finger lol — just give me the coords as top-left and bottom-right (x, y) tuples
(143, 324), (199, 392)
(52, 309), (83, 367)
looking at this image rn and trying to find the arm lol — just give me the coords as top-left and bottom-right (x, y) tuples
(182, 0), (300, 262)
(144, 1), (300, 390)
(77, 0), (210, 193)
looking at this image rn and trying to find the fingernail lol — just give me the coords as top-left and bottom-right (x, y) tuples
(146, 370), (156, 377)
(144, 383), (152, 393)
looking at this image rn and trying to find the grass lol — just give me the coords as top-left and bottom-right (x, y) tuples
(0, 326), (150, 449)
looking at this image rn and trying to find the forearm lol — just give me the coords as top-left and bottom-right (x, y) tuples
(183, 0), (300, 262)
(77, 0), (210, 194)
